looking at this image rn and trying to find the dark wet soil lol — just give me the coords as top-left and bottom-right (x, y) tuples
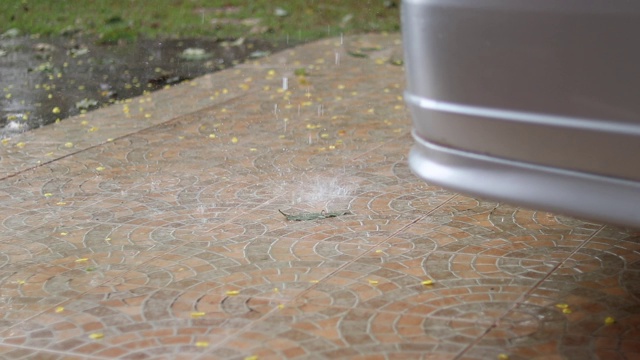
(0, 34), (292, 138)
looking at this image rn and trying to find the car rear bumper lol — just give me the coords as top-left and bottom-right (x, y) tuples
(410, 129), (640, 228)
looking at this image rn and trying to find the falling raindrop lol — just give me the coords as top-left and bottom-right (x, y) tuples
(282, 77), (288, 90)
(335, 52), (340, 65)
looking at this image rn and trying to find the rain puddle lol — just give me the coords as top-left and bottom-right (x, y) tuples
(0, 34), (293, 138)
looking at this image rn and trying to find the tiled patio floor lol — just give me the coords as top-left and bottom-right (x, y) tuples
(1, 34), (639, 360)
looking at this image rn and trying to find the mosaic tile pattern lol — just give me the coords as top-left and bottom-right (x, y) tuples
(1, 34), (639, 359)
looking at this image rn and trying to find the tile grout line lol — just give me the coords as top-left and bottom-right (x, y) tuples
(350, 131), (411, 161)
(454, 223), (607, 359)
(195, 194), (459, 359)
(0, 344), (109, 360)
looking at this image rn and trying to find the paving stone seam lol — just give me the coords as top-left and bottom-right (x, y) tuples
(455, 223), (608, 359)
(0, 343), (108, 360)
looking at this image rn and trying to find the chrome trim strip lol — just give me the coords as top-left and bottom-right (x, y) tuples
(405, 92), (640, 136)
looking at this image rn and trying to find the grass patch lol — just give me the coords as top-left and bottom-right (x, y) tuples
(0, 0), (400, 41)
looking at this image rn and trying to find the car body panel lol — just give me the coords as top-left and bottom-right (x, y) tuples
(402, 0), (640, 227)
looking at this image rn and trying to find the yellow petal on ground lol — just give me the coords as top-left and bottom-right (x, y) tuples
(231, 137), (238, 144)
(64, 142), (73, 148)
(497, 354), (509, 360)
(375, 250), (383, 253)
(44, 193), (53, 197)
(55, 306), (64, 313)
(75, 258), (88, 263)
(309, 280), (319, 283)
(196, 341), (209, 347)
(250, 148), (257, 152)
(60, 232), (68, 236)
(562, 308), (572, 314)
(226, 290), (240, 296)
(17, 280), (25, 285)
(191, 312), (206, 318)
(88, 127), (98, 132)
(56, 202), (67, 205)
(52, 107), (61, 114)
(273, 288), (279, 293)
(555, 303), (569, 309)
(605, 316), (616, 325)
(245, 356), (258, 360)
(16, 142), (25, 148)
(88, 333), (104, 340)
(278, 304), (285, 309)
(96, 166), (105, 171)
(368, 280), (379, 285)
(421, 280), (434, 286)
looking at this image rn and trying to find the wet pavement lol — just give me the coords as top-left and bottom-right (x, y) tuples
(0, 34), (289, 137)
(0, 33), (639, 360)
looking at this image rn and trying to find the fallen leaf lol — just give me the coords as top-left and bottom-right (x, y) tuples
(180, 48), (211, 61)
(191, 312), (206, 318)
(76, 98), (98, 110)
